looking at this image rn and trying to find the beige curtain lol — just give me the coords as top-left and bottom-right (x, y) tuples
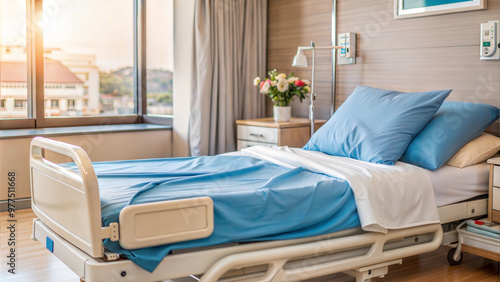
(190, 0), (267, 156)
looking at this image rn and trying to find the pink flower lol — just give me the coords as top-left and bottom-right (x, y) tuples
(260, 79), (272, 89)
(260, 80), (271, 94)
(295, 80), (305, 87)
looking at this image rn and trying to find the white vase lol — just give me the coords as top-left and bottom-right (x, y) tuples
(273, 106), (291, 122)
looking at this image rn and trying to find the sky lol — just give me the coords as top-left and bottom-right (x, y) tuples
(0, 0), (173, 71)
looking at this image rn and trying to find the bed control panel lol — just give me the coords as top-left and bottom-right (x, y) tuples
(338, 33), (357, 65)
(480, 21), (499, 60)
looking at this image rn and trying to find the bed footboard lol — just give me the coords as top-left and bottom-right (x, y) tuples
(31, 137), (215, 257)
(30, 137), (104, 257)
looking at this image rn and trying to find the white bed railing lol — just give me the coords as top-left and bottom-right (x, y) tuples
(201, 223), (443, 281)
(30, 137), (215, 257)
(30, 137), (104, 257)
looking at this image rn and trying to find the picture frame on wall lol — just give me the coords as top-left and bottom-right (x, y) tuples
(395, 0), (487, 19)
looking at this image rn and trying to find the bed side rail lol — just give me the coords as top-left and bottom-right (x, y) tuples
(200, 223), (443, 282)
(119, 197), (214, 249)
(30, 137), (105, 258)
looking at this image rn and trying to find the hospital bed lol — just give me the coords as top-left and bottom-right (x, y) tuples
(30, 137), (490, 282)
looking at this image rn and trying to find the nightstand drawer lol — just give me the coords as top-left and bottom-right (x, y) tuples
(237, 140), (274, 151)
(493, 187), (500, 211)
(237, 125), (278, 144)
(493, 166), (500, 187)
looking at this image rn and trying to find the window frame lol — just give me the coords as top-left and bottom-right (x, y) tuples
(0, 0), (172, 130)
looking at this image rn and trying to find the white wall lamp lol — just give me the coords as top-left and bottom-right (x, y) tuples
(292, 41), (344, 136)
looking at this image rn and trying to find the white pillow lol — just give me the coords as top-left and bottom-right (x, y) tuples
(447, 133), (500, 168)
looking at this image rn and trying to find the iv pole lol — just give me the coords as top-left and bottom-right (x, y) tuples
(292, 42), (343, 136)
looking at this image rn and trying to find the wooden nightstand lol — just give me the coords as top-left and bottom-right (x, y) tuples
(488, 157), (500, 224)
(236, 117), (326, 150)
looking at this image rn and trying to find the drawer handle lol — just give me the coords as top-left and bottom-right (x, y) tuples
(249, 133), (264, 138)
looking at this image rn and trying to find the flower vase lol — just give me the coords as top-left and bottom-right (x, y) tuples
(273, 106), (291, 122)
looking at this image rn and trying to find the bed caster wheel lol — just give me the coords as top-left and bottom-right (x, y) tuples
(447, 248), (463, 266)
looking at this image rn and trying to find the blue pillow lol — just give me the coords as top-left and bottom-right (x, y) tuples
(303, 86), (451, 165)
(400, 101), (499, 170)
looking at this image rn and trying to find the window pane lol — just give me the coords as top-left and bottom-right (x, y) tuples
(43, 0), (134, 118)
(0, 0), (28, 119)
(146, 0), (174, 116)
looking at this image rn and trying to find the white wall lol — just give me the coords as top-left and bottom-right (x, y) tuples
(172, 0), (195, 157)
(0, 130), (171, 201)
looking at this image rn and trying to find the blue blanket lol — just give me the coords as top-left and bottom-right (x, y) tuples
(64, 155), (360, 272)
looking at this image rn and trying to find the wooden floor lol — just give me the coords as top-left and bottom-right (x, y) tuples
(1, 209), (499, 281)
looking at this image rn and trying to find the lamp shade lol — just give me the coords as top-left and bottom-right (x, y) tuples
(292, 50), (308, 67)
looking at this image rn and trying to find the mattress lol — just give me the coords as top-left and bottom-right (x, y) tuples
(425, 162), (489, 207)
(63, 155), (360, 272)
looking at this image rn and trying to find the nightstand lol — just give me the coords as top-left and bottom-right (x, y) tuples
(488, 157), (500, 224)
(236, 117), (326, 150)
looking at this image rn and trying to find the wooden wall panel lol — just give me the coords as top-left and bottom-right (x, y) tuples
(267, 0), (500, 134)
(267, 0), (334, 118)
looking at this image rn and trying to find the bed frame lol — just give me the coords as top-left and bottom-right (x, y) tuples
(438, 197), (488, 245)
(30, 137), (448, 281)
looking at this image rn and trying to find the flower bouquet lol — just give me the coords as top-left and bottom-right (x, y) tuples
(254, 69), (310, 122)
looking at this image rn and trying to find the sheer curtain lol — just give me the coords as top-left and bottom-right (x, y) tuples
(189, 0), (267, 156)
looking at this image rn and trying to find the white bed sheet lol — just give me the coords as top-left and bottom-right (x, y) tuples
(425, 162), (489, 207)
(240, 146), (440, 234)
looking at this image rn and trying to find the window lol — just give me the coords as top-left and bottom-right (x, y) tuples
(1, 99), (5, 109)
(0, 0), (28, 119)
(43, 0), (134, 118)
(146, 0), (174, 117)
(0, 0), (173, 129)
(51, 100), (59, 108)
(68, 99), (76, 109)
(14, 99), (27, 109)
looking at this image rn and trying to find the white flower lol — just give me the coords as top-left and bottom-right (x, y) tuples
(276, 73), (287, 80)
(276, 78), (289, 92)
(260, 81), (270, 94)
(303, 86), (311, 93)
(271, 80), (277, 87)
(287, 76), (299, 84)
(303, 79), (310, 85)
(254, 77), (260, 86)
